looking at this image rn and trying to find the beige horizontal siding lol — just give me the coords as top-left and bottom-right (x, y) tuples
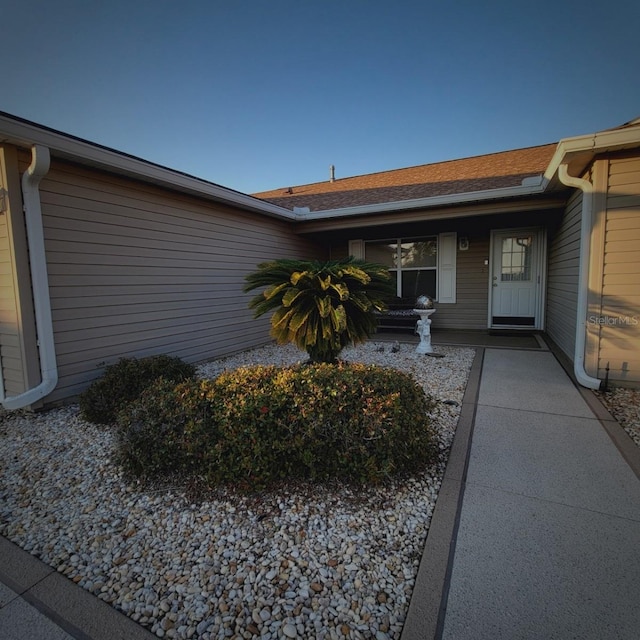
(546, 190), (582, 359)
(597, 156), (640, 385)
(330, 245), (349, 260)
(432, 235), (489, 330)
(23, 156), (322, 404)
(604, 261), (640, 275)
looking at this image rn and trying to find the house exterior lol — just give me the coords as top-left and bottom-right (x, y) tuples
(255, 120), (640, 390)
(0, 113), (321, 408)
(1, 112), (638, 409)
(255, 144), (562, 332)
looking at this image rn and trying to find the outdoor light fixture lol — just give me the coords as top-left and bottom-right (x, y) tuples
(458, 236), (469, 251)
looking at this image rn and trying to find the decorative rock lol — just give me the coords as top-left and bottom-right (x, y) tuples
(597, 388), (640, 447)
(259, 608), (271, 621)
(196, 619), (210, 635)
(0, 342), (476, 640)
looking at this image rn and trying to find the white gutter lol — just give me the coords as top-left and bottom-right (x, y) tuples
(0, 112), (557, 224)
(557, 163), (601, 390)
(294, 176), (548, 220)
(1, 145), (58, 409)
(545, 122), (640, 182)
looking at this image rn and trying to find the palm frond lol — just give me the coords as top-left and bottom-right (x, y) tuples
(244, 256), (395, 362)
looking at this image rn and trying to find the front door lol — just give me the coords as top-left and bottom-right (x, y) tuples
(490, 228), (542, 328)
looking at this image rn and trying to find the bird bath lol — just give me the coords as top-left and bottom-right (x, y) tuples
(414, 308), (436, 354)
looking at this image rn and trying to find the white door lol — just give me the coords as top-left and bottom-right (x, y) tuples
(490, 229), (541, 328)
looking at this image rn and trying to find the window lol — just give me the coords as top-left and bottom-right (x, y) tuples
(365, 237), (438, 299)
(500, 236), (532, 282)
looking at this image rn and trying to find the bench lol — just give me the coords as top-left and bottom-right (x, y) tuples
(375, 298), (420, 332)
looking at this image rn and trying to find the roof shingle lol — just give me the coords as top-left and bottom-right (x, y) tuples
(253, 143), (557, 211)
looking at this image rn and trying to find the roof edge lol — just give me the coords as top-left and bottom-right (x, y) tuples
(4, 111), (639, 225)
(293, 177), (549, 221)
(545, 121), (640, 180)
(0, 112), (297, 221)
(292, 120), (640, 220)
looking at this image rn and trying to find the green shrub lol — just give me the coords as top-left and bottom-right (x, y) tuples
(115, 362), (438, 489)
(79, 354), (197, 424)
(115, 377), (210, 477)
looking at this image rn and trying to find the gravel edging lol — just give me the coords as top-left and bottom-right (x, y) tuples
(595, 388), (640, 449)
(0, 341), (475, 640)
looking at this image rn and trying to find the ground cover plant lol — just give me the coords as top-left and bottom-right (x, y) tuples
(116, 361), (438, 490)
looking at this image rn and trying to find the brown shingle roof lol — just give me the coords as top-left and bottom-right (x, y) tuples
(253, 143), (558, 211)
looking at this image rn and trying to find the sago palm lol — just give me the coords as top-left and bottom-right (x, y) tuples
(244, 257), (394, 363)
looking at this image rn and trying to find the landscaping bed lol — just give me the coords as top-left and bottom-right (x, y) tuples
(0, 342), (474, 640)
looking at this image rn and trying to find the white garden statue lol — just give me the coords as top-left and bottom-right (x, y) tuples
(414, 308), (436, 353)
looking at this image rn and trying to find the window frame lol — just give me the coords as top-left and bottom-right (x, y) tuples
(365, 236), (439, 300)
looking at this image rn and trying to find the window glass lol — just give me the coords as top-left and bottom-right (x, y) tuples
(365, 236), (438, 299)
(365, 241), (396, 268)
(400, 239), (437, 268)
(402, 270), (437, 300)
(501, 236), (532, 282)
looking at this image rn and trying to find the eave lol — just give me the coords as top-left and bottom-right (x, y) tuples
(545, 119), (640, 182)
(0, 112), (297, 221)
(295, 194), (567, 233)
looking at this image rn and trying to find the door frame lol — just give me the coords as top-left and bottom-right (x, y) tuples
(487, 227), (546, 330)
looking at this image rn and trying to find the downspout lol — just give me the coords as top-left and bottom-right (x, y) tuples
(557, 163), (601, 390)
(1, 145), (58, 409)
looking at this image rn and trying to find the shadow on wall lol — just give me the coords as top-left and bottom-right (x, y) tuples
(588, 291), (640, 386)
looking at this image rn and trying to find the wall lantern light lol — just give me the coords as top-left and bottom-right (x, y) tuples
(458, 236), (469, 251)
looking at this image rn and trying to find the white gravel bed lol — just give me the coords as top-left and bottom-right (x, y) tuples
(595, 387), (640, 448)
(0, 341), (474, 640)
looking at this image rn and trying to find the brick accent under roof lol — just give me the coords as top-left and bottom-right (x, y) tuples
(253, 143), (558, 211)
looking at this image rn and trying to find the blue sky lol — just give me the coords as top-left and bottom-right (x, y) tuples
(2, 0), (639, 193)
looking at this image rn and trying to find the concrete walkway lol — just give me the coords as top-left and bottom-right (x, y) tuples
(2, 344), (640, 639)
(0, 536), (155, 640)
(403, 347), (640, 640)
